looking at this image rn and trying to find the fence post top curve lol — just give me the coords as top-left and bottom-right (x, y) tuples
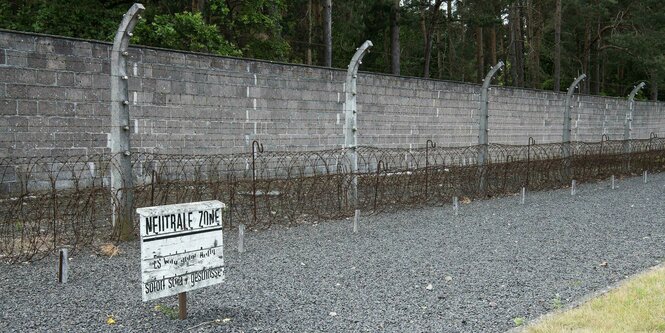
(628, 82), (646, 101)
(481, 61), (504, 90)
(345, 40), (373, 83)
(112, 3), (145, 53)
(566, 74), (586, 97)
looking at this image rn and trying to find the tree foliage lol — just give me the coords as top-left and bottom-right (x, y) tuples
(132, 11), (241, 56)
(1, 0), (663, 100)
(0, 0), (127, 40)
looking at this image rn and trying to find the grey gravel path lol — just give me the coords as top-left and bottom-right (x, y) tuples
(2, 173), (664, 333)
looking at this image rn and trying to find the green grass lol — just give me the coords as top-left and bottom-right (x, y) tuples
(524, 264), (665, 333)
(154, 304), (178, 320)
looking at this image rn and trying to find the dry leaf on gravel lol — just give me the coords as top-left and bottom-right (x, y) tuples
(99, 243), (120, 257)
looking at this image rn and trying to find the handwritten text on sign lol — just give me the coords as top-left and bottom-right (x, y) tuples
(137, 200), (225, 302)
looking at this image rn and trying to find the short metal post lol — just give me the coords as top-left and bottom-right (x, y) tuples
(611, 175), (615, 189)
(643, 170), (647, 183)
(520, 187), (526, 205)
(425, 140), (435, 199)
(178, 292), (187, 320)
(238, 223), (245, 253)
(353, 209), (359, 233)
(453, 196), (459, 215)
(58, 248), (68, 283)
(571, 180), (576, 196)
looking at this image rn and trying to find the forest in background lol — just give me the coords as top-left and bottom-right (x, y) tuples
(1, 0), (663, 100)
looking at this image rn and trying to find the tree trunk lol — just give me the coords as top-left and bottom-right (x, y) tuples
(476, 26), (484, 83)
(390, 0), (400, 75)
(554, 0), (561, 91)
(447, 0), (454, 78)
(593, 16), (601, 94)
(323, 0), (332, 67)
(650, 70), (659, 101)
(583, 23), (591, 94)
(516, 5), (525, 87)
(420, 5), (431, 78)
(437, 29), (444, 79)
(490, 26), (497, 66)
(307, 0), (313, 65)
(526, 0), (533, 86)
(423, 33), (433, 78)
(421, 0), (443, 78)
(192, 0), (204, 12)
(509, 2), (524, 87)
(526, 0), (542, 89)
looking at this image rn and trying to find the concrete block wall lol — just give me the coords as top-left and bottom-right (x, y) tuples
(1, 30), (664, 159)
(0, 31), (111, 158)
(489, 88), (564, 145)
(633, 101), (665, 140)
(358, 76), (480, 149)
(573, 95), (623, 142)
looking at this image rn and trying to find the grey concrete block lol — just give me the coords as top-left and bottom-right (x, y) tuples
(37, 101), (75, 117)
(127, 77), (141, 91)
(26, 116), (51, 133)
(43, 57), (66, 70)
(0, 99), (17, 115)
(5, 36), (36, 52)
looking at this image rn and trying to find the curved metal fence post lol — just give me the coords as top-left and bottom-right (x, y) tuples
(343, 40), (372, 219)
(111, 3), (144, 239)
(625, 82), (646, 141)
(478, 61), (503, 192)
(624, 82), (646, 159)
(562, 74), (586, 180)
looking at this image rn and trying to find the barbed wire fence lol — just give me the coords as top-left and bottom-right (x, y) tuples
(1, 136), (664, 263)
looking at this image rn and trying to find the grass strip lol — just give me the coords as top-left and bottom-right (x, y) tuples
(524, 264), (665, 333)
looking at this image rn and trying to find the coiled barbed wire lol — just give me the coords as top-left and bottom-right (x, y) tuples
(1, 137), (664, 262)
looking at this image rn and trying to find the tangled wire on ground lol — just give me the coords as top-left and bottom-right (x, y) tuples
(1, 136), (664, 262)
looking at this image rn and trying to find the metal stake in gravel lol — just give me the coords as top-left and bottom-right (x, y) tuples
(571, 180), (577, 195)
(353, 210), (359, 232)
(58, 248), (68, 283)
(453, 196), (459, 215)
(521, 187), (526, 205)
(643, 171), (648, 183)
(611, 175), (615, 189)
(238, 223), (245, 253)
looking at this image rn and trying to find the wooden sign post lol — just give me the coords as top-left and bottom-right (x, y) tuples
(137, 200), (225, 319)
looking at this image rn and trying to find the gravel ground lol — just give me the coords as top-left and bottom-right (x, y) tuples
(2, 173), (665, 333)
